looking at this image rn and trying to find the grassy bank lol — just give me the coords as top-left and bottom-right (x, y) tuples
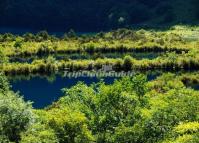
(1, 26), (196, 57)
(2, 50), (199, 74)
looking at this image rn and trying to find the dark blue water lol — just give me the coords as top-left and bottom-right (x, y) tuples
(187, 84), (199, 90)
(11, 75), (116, 108)
(0, 27), (96, 37)
(0, 27), (37, 35)
(10, 71), (162, 109)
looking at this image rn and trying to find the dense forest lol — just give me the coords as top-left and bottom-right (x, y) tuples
(1, 0), (199, 31)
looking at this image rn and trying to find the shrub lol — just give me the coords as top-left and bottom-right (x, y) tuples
(46, 107), (94, 143)
(142, 88), (199, 142)
(14, 40), (23, 48)
(0, 73), (10, 93)
(0, 50), (8, 64)
(123, 55), (133, 71)
(0, 33), (15, 42)
(64, 29), (77, 39)
(58, 76), (148, 142)
(23, 33), (35, 42)
(21, 123), (58, 143)
(38, 44), (52, 55)
(36, 31), (50, 42)
(0, 92), (34, 142)
(85, 42), (95, 53)
(161, 122), (199, 143)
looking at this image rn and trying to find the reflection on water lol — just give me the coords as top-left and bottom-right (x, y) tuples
(0, 27), (96, 37)
(11, 75), (115, 108)
(9, 52), (163, 63)
(10, 71), (162, 109)
(10, 72), (119, 109)
(189, 84), (199, 90)
(186, 83), (199, 90)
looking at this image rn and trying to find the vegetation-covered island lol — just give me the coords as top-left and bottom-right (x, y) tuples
(0, 0), (199, 143)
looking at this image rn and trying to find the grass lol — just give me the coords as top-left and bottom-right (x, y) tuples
(1, 26), (199, 74)
(2, 50), (199, 75)
(1, 26), (197, 57)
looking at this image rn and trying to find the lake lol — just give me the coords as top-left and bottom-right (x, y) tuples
(0, 27), (96, 37)
(11, 75), (116, 108)
(10, 71), (161, 108)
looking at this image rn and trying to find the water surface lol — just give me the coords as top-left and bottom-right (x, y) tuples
(11, 75), (116, 108)
(10, 71), (161, 108)
(10, 52), (163, 63)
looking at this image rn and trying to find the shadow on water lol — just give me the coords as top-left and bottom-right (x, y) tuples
(9, 70), (162, 109)
(185, 82), (199, 91)
(188, 84), (199, 90)
(10, 74), (117, 109)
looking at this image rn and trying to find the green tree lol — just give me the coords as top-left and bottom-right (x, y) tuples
(59, 75), (148, 142)
(67, 29), (77, 39)
(14, 40), (23, 48)
(45, 107), (94, 143)
(23, 33), (35, 42)
(0, 73), (9, 93)
(0, 92), (34, 142)
(123, 56), (133, 71)
(161, 122), (199, 143)
(142, 88), (199, 143)
(36, 31), (50, 41)
(0, 50), (8, 64)
(21, 123), (58, 143)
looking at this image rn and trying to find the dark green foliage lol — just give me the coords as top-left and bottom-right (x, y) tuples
(0, 33), (15, 42)
(123, 56), (133, 71)
(0, 0), (198, 31)
(67, 29), (77, 39)
(36, 31), (50, 42)
(14, 40), (23, 48)
(23, 33), (35, 42)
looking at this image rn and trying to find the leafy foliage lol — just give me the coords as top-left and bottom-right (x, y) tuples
(0, 25), (198, 143)
(21, 123), (58, 143)
(0, 65), (199, 143)
(0, 73), (10, 93)
(0, 92), (34, 142)
(0, 74), (34, 142)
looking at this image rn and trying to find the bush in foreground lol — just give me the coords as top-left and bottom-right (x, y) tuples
(0, 74), (198, 143)
(0, 73), (34, 142)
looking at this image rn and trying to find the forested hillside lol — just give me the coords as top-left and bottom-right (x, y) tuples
(1, 0), (199, 31)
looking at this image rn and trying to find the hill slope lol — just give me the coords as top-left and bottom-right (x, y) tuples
(0, 0), (199, 31)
